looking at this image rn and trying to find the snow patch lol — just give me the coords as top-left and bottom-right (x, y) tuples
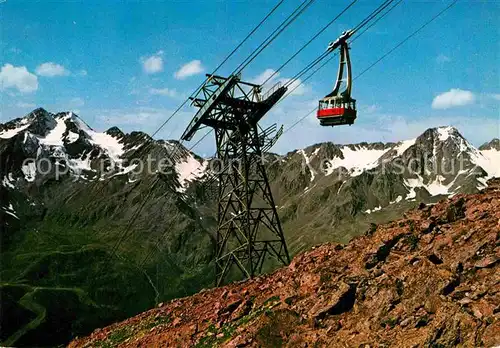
(326, 145), (389, 177)
(4, 210), (19, 219)
(22, 162), (37, 182)
(437, 126), (454, 141)
(2, 175), (15, 188)
(66, 130), (80, 143)
(126, 143), (144, 153)
(337, 180), (346, 194)
(394, 138), (416, 156)
(39, 114), (70, 146)
(175, 153), (208, 192)
(3, 203), (19, 219)
(73, 116), (125, 166)
(68, 154), (93, 174)
(425, 175), (452, 196)
(475, 149), (500, 178)
(477, 177), (488, 190)
(404, 173), (462, 198)
(299, 149), (316, 182)
(0, 117), (31, 139)
(89, 131), (124, 165)
(0, 122), (31, 139)
(365, 206), (381, 214)
(390, 195), (402, 204)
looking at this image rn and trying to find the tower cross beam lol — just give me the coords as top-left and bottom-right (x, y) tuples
(182, 74), (290, 286)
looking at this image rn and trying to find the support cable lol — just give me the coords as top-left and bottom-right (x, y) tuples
(100, 0), (291, 262)
(354, 0), (458, 80)
(282, 0), (404, 100)
(283, 0), (396, 88)
(234, 0), (317, 75)
(281, 0), (459, 136)
(132, 0), (425, 271)
(149, 0), (287, 141)
(261, 0), (359, 86)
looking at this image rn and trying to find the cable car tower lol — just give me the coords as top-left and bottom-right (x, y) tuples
(317, 30), (357, 126)
(181, 73), (290, 286)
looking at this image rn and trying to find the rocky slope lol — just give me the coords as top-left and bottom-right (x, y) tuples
(70, 179), (500, 348)
(1, 108), (499, 346)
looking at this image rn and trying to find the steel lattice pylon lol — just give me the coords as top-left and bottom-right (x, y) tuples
(181, 74), (290, 286)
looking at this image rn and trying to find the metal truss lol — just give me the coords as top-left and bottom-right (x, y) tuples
(181, 73), (290, 286)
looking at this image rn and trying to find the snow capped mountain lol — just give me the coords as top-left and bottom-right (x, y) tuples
(2, 109), (128, 182)
(284, 126), (499, 216)
(1, 109), (498, 226)
(0, 108), (204, 192)
(477, 138), (500, 178)
(479, 138), (500, 151)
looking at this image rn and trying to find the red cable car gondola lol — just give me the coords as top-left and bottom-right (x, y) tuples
(317, 30), (357, 127)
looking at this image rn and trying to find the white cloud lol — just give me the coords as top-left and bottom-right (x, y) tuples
(436, 54), (451, 63)
(141, 51), (164, 74)
(250, 68), (279, 85)
(0, 64), (39, 93)
(174, 60), (204, 80)
(77, 69), (88, 76)
(251, 68), (311, 96)
(432, 89), (475, 109)
(280, 78), (311, 96)
(36, 62), (70, 77)
(16, 102), (36, 108)
(149, 87), (179, 98)
(490, 93), (500, 101)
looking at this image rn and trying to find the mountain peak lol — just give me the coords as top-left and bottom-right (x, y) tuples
(479, 138), (500, 151)
(434, 125), (464, 141)
(28, 107), (50, 117)
(24, 108), (56, 137)
(420, 126), (462, 141)
(416, 126), (466, 146)
(106, 126), (125, 138)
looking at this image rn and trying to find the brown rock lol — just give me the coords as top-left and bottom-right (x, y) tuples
(474, 255), (499, 269)
(69, 179), (500, 348)
(308, 282), (355, 319)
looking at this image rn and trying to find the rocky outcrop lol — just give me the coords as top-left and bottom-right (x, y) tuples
(70, 178), (500, 348)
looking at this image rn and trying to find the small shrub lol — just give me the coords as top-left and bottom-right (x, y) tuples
(366, 223), (377, 236)
(405, 234), (419, 250)
(320, 273), (332, 283)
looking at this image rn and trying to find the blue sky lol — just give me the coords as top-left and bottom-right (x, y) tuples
(1, 0), (498, 154)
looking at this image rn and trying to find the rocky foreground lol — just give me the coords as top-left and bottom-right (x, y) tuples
(71, 180), (500, 348)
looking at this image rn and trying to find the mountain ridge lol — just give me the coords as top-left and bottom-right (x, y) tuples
(1, 108), (499, 346)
